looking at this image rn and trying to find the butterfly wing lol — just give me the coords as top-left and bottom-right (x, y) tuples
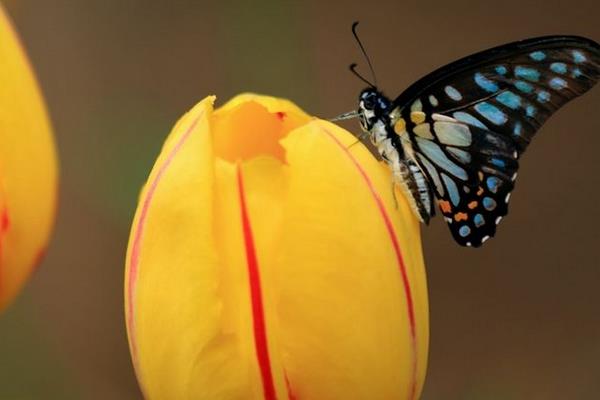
(391, 36), (600, 246)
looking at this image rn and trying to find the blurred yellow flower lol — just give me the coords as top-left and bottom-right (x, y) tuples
(0, 6), (58, 311)
(125, 94), (429, 399)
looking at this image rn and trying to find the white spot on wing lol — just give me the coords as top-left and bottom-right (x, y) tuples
(410, 99), (423, 112)
(417, 153), (445, 196)
(432, 113), (456, 123)
(445, 85), (463, 101)
(434, 121), (472, 146)
(447, 147), (471, 163)
(414, 123), (434, 140)
(428, 95), (438, 107)
(416, 137), (468, 180)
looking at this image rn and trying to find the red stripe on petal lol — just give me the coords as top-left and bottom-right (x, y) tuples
(237, 165), (278, 400)
(284, 372), (297, 400)
(126, 113), (201, 388)
(321, 127), (418, 400)
(1, 208), (10, 231)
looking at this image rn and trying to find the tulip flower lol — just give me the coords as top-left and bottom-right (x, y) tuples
(0, 7), (58, 311)
(125, 94), (429, 399)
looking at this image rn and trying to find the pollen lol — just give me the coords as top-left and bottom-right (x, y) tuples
(394, 118), (406, 135)
(410, 112), (426, 124)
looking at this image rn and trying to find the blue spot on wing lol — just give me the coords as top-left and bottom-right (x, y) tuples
(441, 173), (461, 206)
(496, 91), (521, 109)
(572, 50), (587, 63)
(550, 62), (567, 74)
(486, 176), (501, 193)
(459, 225), (471, 237)
(550, 77), (567, 90)
(526, 105), (536, 117)
(515, 81), (534, 94)
(474, 102), (507, 125)
(474, 214), (485, 227)
(483, 197), (497, 211)
(490, 158), (506, 168)
(515, 66), (541, 82)
(495, 65), (507, 75)
(474, 72), (499, 93)
(453, 111), (487, 129)
(537, 91), (550, 103)
(513, 121), (522, 137)
(530, 51), (546, 61)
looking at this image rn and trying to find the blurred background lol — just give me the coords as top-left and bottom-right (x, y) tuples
(1, 0), (599, 398)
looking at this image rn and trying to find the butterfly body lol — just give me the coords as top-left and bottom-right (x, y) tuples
(354, 36), (600, 247)
(359, 89), (435, 223)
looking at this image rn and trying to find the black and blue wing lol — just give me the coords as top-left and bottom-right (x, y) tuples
(392, 36), (600, 246)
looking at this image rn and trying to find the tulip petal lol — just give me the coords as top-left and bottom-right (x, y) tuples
(125, 97), (236, 398)
(0, 7), (58, 310)
(126, 94), (429, 400)
(212, 93), (311, 162)
(205, 156), (292, 400)
(277, 120), (429, 399)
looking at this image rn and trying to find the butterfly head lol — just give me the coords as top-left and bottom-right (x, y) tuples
(358, 88), (390, 132)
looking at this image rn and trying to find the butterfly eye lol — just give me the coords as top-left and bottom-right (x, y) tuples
(362, 96), (375, 110)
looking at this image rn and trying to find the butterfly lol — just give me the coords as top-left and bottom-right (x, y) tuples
(336, 23), (600, 247)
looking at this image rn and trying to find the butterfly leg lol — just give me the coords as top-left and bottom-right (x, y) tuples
(391, 182), (399, 209)
(347, 131), (370, 149)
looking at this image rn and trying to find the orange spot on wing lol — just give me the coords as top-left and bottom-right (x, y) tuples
(394, 118), (406, 135)
(468, 201), (478, 209)
(439, 200), (452, 213)
(478, 172), (484, 181)
(410, 112), (426, 124)
(454, 212), (468, 222)
(477, 187), (484, 196)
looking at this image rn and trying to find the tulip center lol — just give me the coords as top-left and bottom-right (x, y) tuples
(212, 101), (306, 163)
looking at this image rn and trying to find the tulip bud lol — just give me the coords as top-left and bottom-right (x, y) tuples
(125, 94), (429, 399)
(0, 6), (58, 311)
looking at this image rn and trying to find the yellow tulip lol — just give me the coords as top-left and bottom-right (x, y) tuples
(0, 7), (58, 311)
(125, 94), (429, 399)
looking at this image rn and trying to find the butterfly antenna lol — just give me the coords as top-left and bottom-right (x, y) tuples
(349, 63), (375, 87)
(351, 21), (377, 87)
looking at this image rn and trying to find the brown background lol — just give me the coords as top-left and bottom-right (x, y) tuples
(1, 0), (599, 399)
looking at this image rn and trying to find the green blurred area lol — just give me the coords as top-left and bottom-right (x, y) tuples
(1, 0), (600, 399)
